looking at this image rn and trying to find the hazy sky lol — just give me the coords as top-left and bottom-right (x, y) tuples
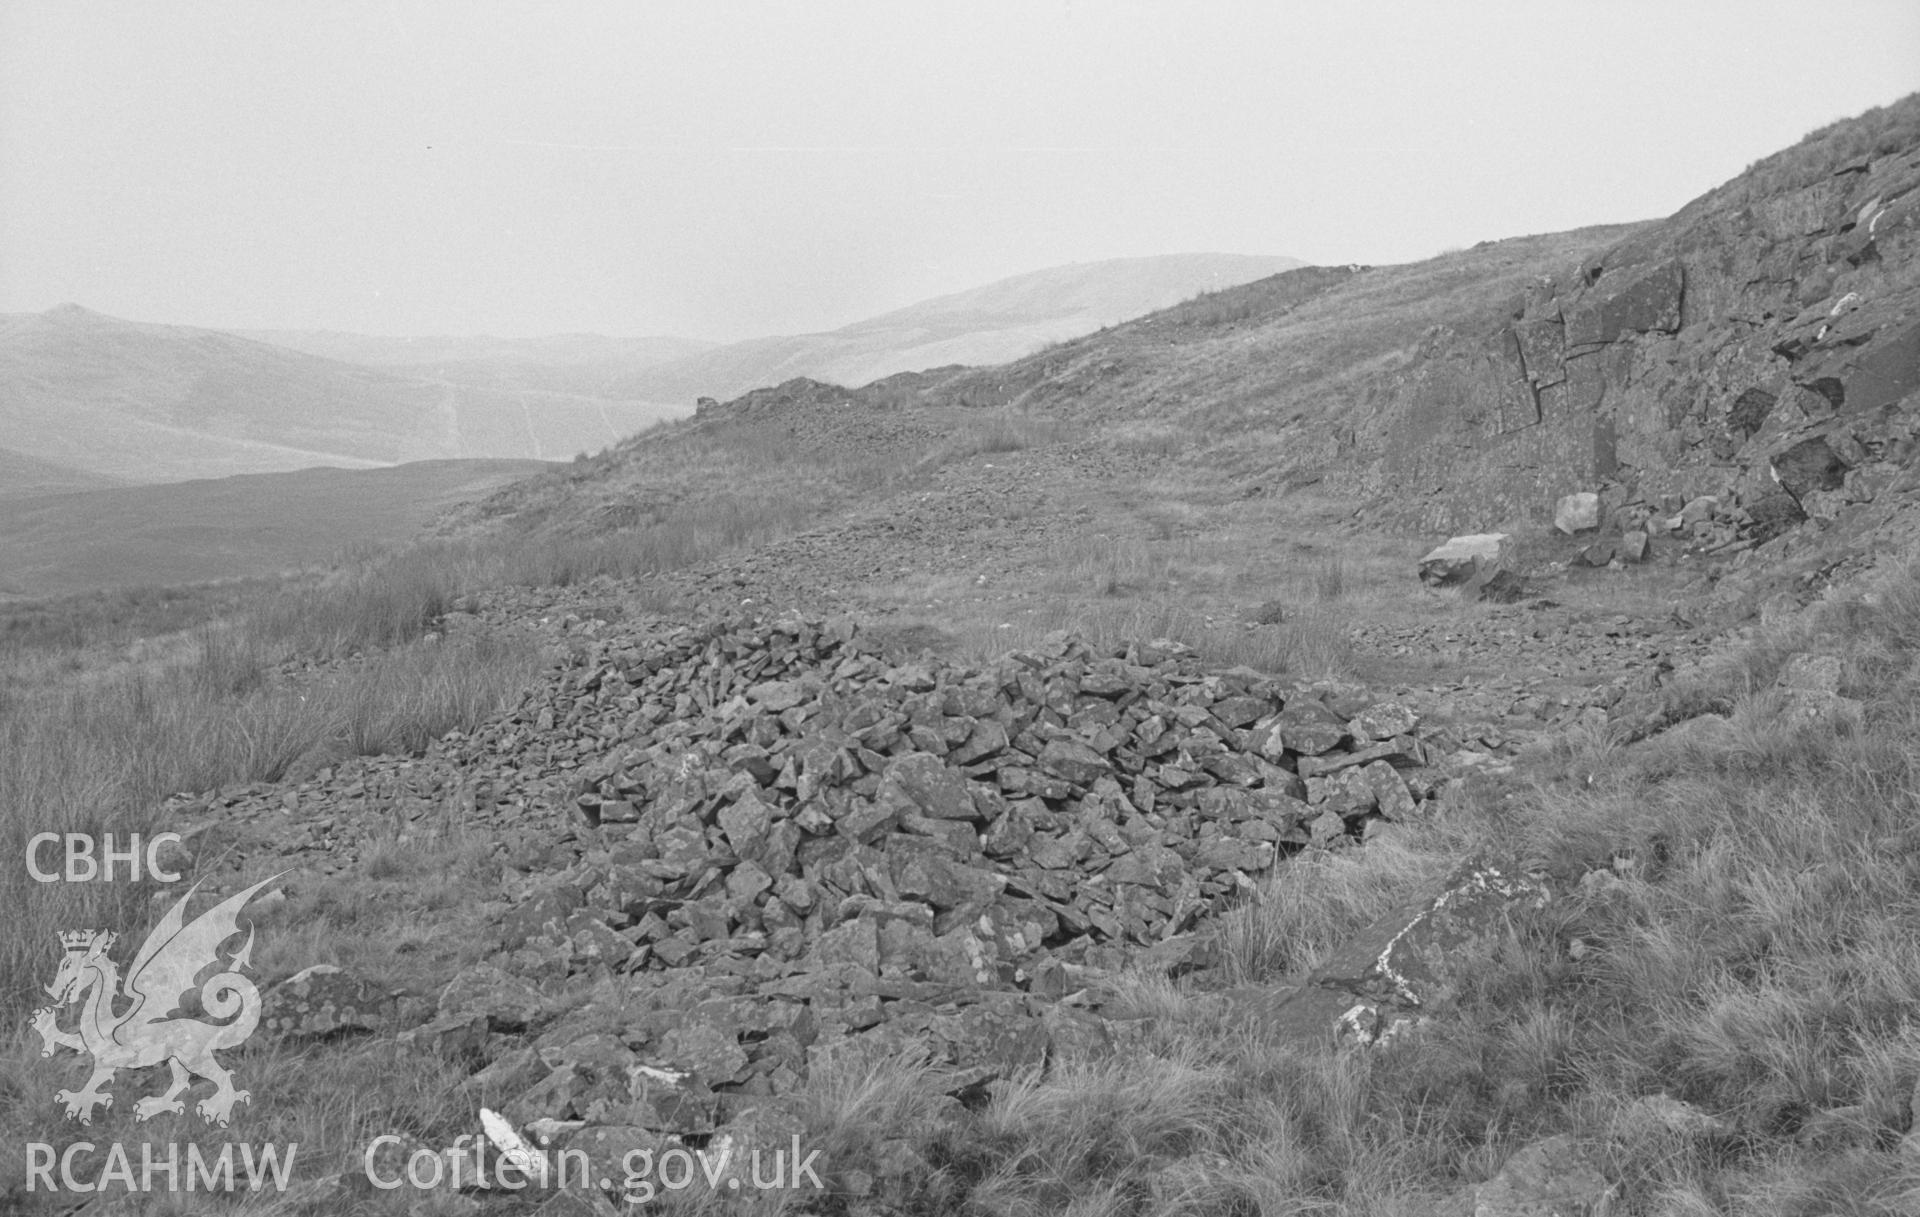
(3, 2), (1916, 341)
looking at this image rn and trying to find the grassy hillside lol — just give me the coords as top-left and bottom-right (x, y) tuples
(602, 252), (1306, 404)
(0, 459), (552, 599)
(440, 228), (1640, 571)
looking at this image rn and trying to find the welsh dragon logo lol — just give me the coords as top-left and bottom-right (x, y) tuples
(30, 874), (282, 1126)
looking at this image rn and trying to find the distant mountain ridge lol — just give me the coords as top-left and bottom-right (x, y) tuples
(0, 253), (1301, 490)
(225, 329), (715, 369)
(0, 306), (686, 486)
(226, 328), (717, 399)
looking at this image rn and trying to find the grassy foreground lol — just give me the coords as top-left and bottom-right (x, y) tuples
(3, 416), (1917, 1210)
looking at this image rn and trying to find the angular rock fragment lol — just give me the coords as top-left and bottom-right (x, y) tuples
(1554, 491), (1600, 535)
(1417, 533), (1511, 587)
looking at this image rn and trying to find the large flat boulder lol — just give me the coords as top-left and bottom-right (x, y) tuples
(1418, 533), (1511, 587)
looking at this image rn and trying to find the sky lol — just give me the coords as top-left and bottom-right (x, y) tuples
(2, 2), (1916, 342)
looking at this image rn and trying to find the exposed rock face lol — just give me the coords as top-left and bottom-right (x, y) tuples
(1361, 103), (1920, 613)
(1562, 257), (1684, 348)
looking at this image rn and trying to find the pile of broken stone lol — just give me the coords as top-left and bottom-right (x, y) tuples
(284, 610), (1471, 1186)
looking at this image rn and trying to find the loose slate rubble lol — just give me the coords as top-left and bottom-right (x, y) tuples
(435, 611), (1454, 1145)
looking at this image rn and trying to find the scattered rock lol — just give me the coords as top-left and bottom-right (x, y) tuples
(1554, 492), (1600, 535)
(262, 965), (396, 1040)
(1617, 1094), (1733, 1139)
(1471, 1134), (1615, 1217)
(1311, 858), (1550, 1017)
(1419, 534), (1512, 586)
(1771, 436), (1850, 501)
(1777, 652), (1842, 693)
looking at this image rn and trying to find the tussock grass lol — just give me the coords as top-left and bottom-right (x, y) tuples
(1215, 834), (1453, 984)
(1729, 91), (1920, 202)
(247, 550), (470, 658)
(0, 627), (540, 1026)
(917, 409), (1075, 469)
(0, 581), (279, 661)
(798, 1040), (956, 1200)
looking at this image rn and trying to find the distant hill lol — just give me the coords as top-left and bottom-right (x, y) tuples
(0, 306), (688, 484)
(0, 458), (552, 598)
(228, 328), (716, 398)
(0, 446), (124, 499)
(603, 253), (1306, 403)
(4, 256), (1300, 491)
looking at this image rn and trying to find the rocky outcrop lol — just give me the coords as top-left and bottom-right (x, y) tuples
(1363, 98), (1920, 615)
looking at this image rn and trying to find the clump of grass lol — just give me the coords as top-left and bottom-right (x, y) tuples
(1311, 554), (1347, 601)
(1040, 535), (1177, 598)
(335, 635), (543, 757)
(918, 410), (1073, 469)
(246, 546), (473, 658)
(1729, 91), (1920, 201)
(1215, 833), (1452, 984)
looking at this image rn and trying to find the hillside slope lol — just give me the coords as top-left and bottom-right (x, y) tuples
(601, 252), (1305, 404)
(0, 447), (124, 499)
(229, 328), (715, 398)
(446, 235), (1633, 562)
(0, 458), (551, 599)
(0, 306), (685, 483)
(455, 97), (1920, 637)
